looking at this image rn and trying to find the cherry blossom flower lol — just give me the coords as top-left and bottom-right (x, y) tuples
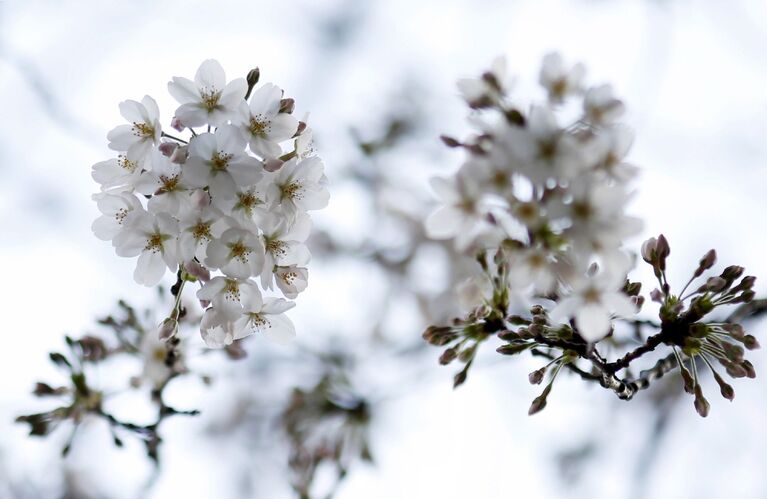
(237, 83), (298, 158)
(424, 174), (490, 250)
(232, 289), (296, 345)
(107, 96), (162, 162)
(539, 52), (585, 104)
(200, 308), (237, 348)
(197, 276), (259, 319)
(91, 154), (144, 191)
(205, 227), (265, 279)
(274, 266), (308, 299)
(91, 191), (143, 241)
(550, 265), (636, 342)
(183, 125), (263, 201)
(259, 212), (312, 288)
(168, 59), (246, 127)
(271, 156), (329, 218)
(113, 211), (179, 286)
(134, 151), (191, 215)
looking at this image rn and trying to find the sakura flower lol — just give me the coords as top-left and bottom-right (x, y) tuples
(212, 180), (271, 225)
(237, 83), (298, 158)
(232, 289), (296, 345)
(91, 154), (144, 191)
(503, 105), (585, 182)
(271, 156), (329, 217)
(457, 56), (512, 108)
(91, 191), (143, 241)
(584, 84), (625, 126)
(134, 151), (191, 215)
(183, 125), (263, 200)
(199, 308), (236, 348)
(425, 174), (490, 251)
(205, 227), (265, 279)
(137, 329), (176, 388)
(168, 59), (247, 127)
(274, 266), (308, 299)
(259, 212), (312, 288)
(295, 126), (316, 159)
(589, 126), (639, 182)
(107, 96), (162, 162)
(176, 202), (227, 262)
(197, 276), (259, 319)
(539, 52), (585, 104)
(550, 265), (636, 342)
(507, 246), (559, 295)
(113, 211), (179, 286)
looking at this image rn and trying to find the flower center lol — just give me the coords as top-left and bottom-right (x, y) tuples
(114, 208), (129, 224)
(200, 89), (221, 111)
(223, 279), (240, 302)
(249, 115), (270, 137)
(229, 241), (250, 263)
(191, 222), (212, 241)
(159, 174), (181, 193)
(211, 152), (233, 171)
(281, 181), (303, 201)
(145, 233), (166, 253)
(118, 155), (139, 173)
(131, 122), (155, 138)
(237, 191), (263, 217)
(266, 239), (288, 258)
(583, 287), (601, 304)
(248, 313), (270, 331)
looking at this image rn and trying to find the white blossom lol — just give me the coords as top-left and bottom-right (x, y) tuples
(113, 211), (179, 286)
(205, 227), (265, 279)
(183, 125), (263, 201)
(271, 156), (329, 218)
(232, 288), (296, 345)
(168, 59), (246, 127)
(237, 83), (298, 158)
(91, 191), (143, 241)
(107, 96), (162, 162)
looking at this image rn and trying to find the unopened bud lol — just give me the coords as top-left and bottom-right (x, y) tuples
(170, 145), (188, 164)
(743, 335), (760, 350)
(246, 67), (260, 87)
(528, 384), (552, 416)
(650, 288), (663, 303)
(704, 276), (727, 292)
(458, 344), (477, 363)
(453, 369), (468, 388)
(171, 116), (185, 132)
(528, 368), (545, 385)
(440, 135), (461, 148)
(721, 265), (744, 286)
(439, 347), (458, 365)
(711, 371), (735, 401)
(641, 237), (658, 264)
(693, 385), (709, 417)
(742, 359), (756, 379)
(184, 260), (211, 283)
(158, 141), (178, 157)
(294, 121), (307, 137)
(157, 318), (179, 341)
(279, 98), (295, 114)
(694, 249), (717, 277)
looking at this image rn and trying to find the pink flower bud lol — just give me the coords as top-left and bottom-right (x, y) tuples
(157, 318), (178, 341)
(171, 116), (185, 132)
(158, 141), (178, 157)
(184, 260), (211, 283)
(264, 158), (284, 172)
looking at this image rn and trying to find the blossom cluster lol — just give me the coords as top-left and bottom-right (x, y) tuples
(92, 60), (328, 348)
(427, 53), (642, 342)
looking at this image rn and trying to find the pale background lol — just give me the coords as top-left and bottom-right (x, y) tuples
(1, 1), (766, 498)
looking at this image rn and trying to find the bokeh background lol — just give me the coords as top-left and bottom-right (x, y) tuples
(1, 1), (767, 498)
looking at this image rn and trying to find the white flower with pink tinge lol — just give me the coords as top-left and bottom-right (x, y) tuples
(237, 83), (298, 158)
(205, 227), (265, 279)
(270, 156), (329, 218)
(197, 276), (259, 319)
(550, 265), (636, 342)
(168, 59), (246, 127)
(425, 174), (490, 251)
(92, 191), (143, 242)
(107, 96), (162, 162)
(183, 125), (263, 201)
(112, 211), (179, 286)
(232, 287), (296, 345)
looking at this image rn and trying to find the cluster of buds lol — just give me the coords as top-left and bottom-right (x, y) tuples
(641, 236), (758, 416)
(92, 60), (328, 348)
(423, 55), (762, 417)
